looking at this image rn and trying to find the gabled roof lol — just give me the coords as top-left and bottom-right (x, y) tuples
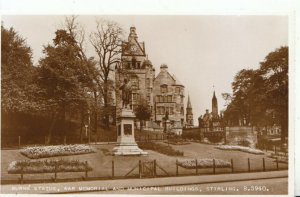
(122, 39), (146, 56)
(172, 74), (184, 87)
(154, 68), (184, 88)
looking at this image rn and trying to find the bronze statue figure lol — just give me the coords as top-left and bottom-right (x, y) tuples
(119, 78), (132, 109)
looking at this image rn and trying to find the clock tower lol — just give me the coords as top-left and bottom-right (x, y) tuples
(116, 27), (155, 124)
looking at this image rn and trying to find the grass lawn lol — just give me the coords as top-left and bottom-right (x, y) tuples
(1, 142), (288, 183)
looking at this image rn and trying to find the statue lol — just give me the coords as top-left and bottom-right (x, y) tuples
(119, 78), (132, 109)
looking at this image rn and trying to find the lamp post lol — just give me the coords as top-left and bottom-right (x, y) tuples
(85, 124), (88, 144)
(88, 110), (91, 144)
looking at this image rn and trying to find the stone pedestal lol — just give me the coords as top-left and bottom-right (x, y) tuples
(112, 108), (148, 156)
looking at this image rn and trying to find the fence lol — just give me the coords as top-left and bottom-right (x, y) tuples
(4, 156), (288, 185)
(16, 161), (91, 184)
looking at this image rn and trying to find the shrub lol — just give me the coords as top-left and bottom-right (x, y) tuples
(20, 144), (96, 159)
(8, 159), (92, 174)
(166, 138), (190, 145)
(138, 142), (184, 156)
(177, 158), (231, 169)
(206, 135), (223, 143)
(238, 139), (251, 147)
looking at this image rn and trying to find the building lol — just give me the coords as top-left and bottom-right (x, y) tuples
(199, 90), (222, 130)
(115, 26), (187, 132)
(185, 95), (194, 127)
(153, 64), (185, 129)
(115, 26), (155, 119)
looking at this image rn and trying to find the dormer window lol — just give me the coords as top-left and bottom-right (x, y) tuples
(161, 85), (167, 93)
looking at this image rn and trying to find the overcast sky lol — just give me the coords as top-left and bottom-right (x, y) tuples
(2, 15), (288, 124)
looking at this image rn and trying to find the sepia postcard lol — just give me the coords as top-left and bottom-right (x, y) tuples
(0, 0), (298, 196)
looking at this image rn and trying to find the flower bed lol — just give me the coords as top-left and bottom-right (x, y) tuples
(20, 144), (96, 159)
(268, 153), (288, 164)
(215, 145), (264, 155)
(138, 142), (184, 156)
(177, 158), (231, 169)
(8, 159), (92, 174)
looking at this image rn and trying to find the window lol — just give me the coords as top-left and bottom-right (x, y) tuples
(126, 61), (131, 69)
(168, 95), (172, 102)
(175, 87), (180, 94)
(180, 107), (184, 115)
(180, 96), (184, 103)
(161, 85), (167, 93)
(162, 107), (165, 115)
(159, 96), (164, 103)
(132, 58), (136, 69)
(170, 107), (174, 115)
(166, 107), (169, 114)
(132, 93), (140, 103)
(131, 76), (139, 89)
(157, 106), (166, 115)
(156, 96), (160, 102)
(118, 125), (121, 136)
(146, 78), (150, 87)
(164, 96), (168, 102)
(147, 96), (150, 102)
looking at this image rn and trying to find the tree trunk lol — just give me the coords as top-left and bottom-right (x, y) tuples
(103, 80), (110, 129)
(94, 91), (98, 135)
(80, 106), (84, 143)
(62, 102), (66, 137)
(281, 105), (288, 146)
(46, 112), (59, 145)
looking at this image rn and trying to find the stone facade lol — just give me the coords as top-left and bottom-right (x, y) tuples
(153, 64), (185, 128)
(115, 27), (186, 131)
(115, 27), (155, 120)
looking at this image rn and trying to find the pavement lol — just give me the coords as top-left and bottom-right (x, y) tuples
(89, 177), (288, 195)
(0, 170), (288, 194)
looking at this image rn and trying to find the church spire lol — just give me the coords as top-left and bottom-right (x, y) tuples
(212, 90), (218, 118)
(212, 90), (217, 101)
(186, 94), (194, 127)
(187, 95), (192, 109)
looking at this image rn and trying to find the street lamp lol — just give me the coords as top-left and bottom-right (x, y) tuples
(88, 110), (91, 144)
(85, 124), (88, 142)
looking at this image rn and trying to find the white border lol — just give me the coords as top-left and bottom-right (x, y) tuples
(0, 0), (298, 197)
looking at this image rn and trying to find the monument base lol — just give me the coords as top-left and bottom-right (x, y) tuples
(112, 142), (148, 156)
(112, 108), (148, 156)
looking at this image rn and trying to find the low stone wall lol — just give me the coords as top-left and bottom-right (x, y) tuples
(182, 128), (200, 140)
(225, 126), (257, 148)
(182, 126), (257, 147)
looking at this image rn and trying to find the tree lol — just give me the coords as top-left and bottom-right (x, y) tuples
(63, 16), (102, 141)
(37, 27), (91, 143)
(134, 98), (151, 132)
(260, 46), (288, 144)
(90, 19), (123, 128)
(223, 46), (288, 145)
(1, 25), (36, 113)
